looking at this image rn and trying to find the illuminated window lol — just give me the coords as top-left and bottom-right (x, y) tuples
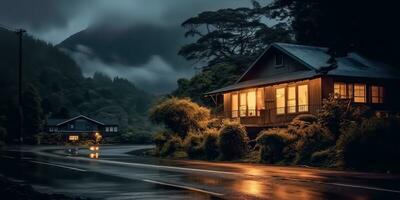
(298, 85), (309, 112)
(240, 93), (247, 117)
(231, 93), (238, 118)
(69, 135), (79, 141)
(287, 86), (296, 113)
(106, 127), (110, 132)
(247, 90), (256, 116)
(276, 88), (285, 114)
(114, 127), (118, 132)
(371, 86), (384, 103)
(354, 84), (366, 103)
(256, 88), (265, 116)
(334, 82), (347, 99)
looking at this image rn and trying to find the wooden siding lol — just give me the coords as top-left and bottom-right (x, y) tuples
(239, 48), (310, 82)
(222, 77), (323, 127)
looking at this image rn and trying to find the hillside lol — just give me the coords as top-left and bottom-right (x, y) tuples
(0, 28), (155, 140)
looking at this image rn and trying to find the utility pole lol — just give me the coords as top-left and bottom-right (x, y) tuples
(16, 29), (26, 144)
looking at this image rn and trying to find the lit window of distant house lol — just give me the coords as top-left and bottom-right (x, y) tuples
(70, 124), (74, 129)
(240, 92), (247, 117)
(287, 86), (296, 113)
(231, 93), (238, 118)
(114, 127), (118, 132)
(276, 88), (285, 114)
(49, 127), (54, 132)
(247, 90), (256, 116)
(354, 84), (366, 103)
(256, 88), (265, 116)
(298, 85), (309, 112)
(275, 54), (284, 66)
(106, 127), (110, 132)
(334, 82), (347, 99)
(371, 86), (384, 103)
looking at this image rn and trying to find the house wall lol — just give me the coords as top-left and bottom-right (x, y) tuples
(223, 77), (323, 126)
(239, 48), (310, 82)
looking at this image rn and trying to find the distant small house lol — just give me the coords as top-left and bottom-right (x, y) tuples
(206, 43), (400, 128)
(46, 115), (119, 140)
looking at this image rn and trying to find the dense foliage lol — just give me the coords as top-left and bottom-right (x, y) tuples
(149, 97), (210, 138)
(0, 28), (155, 143)
(267, 0), (400, 65)
(218, 122), (249, 160)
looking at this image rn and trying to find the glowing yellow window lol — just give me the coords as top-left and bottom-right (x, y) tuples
(334, 82), (347, 99)
(231, 93), (238, 118)
(371, 86), (384, 103)
(354, 84), (366, 103)
(287, 86), (296, 113)
(276, 88), (285, 114)
(256, 88), (265, 116)
(247, 91), (256, 116)
(298, 85), (308, 112)
(240, 92), (247, 117)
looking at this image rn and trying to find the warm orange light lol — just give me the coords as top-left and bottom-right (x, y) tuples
(68, 135), (79, 141)
(89, 153), (99, 159)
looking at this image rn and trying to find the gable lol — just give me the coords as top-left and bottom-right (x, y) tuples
(238, 46), (311, 83)
(56, 115), (105, 126)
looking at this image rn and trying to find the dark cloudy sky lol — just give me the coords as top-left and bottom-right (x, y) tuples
(0, 0), (256, 93)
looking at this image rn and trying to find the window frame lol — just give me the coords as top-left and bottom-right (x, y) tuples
(287, 86), (296, 113)
(354, 83), (366, 103)
(276, 87), (286, 115)
(231, 92), (239, 118)
(274, 54), (284, 67)
(371, 85), (384, 104)
(297, 84), (309, 112)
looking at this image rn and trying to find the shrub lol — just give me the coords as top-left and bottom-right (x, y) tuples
(184, 133), (204, 159)
(160, 135), (183, 157)
(34, 132), (63, 145)
(218, 121), (248, 160)
(202, 129), (219, 160)
(318, 95), (370, 138)
(310, 148), (337, 167)
(153, 131), (169, 156)
(256, 128), (295, 163)
(337, 117), (400, 172)
(149, 97), (211, 138)
(293, 123), (335, 164)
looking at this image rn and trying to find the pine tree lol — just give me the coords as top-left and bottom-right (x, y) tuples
(22, 84), (43, 142)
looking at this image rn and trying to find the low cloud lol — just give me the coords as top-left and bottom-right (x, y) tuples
(65, 45), (193, 94)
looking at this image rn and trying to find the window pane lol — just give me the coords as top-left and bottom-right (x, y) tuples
(231, 93), (238, 118)
(240, 92), (247, 117)
(334, 83), (347, 98)
(276, 88), (285, 114)
(371, 86), (384, 103)
(298, 85), (308, 112)
(256, 88), (265, 116)
(247, 91), (256, 116)
(347, 84), (353, 99)
(287, 86), (296, 113)
(354, 84), (366, 103)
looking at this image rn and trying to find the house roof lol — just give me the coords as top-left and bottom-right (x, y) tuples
(206, 42), (399, 95)
(46, 115), (118, 126)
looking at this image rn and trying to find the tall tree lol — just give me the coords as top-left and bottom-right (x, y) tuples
(266, 0), (400, 63)
(22, 84), (43, 141)
(179, 5), (292, 68)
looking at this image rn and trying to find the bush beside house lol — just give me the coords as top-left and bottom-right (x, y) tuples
(150, 97), (400, 172)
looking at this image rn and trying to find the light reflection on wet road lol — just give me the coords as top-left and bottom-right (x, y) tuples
(1, 145), (400, 200)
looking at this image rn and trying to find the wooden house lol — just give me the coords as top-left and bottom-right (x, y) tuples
(205, 43), (400, 128)
(46, 115), (119, 140)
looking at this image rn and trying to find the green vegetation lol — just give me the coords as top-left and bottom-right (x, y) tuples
(0, 28), (155, 143)
(218, 122), (249, 160)
(256, 97), (400, 172)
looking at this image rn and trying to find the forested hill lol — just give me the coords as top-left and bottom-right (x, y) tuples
(0, 28), (155, 141)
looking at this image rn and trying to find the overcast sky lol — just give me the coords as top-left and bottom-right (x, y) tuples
(0, 0), (257, 93)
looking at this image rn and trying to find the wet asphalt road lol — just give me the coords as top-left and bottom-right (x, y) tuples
(1, 145), (400, 200)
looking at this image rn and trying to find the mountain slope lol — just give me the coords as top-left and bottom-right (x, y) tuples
(0, 28), (155, 139)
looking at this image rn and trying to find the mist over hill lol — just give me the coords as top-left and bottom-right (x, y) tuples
(58, 23), (195, 94)
(0, 28), (155, 139)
